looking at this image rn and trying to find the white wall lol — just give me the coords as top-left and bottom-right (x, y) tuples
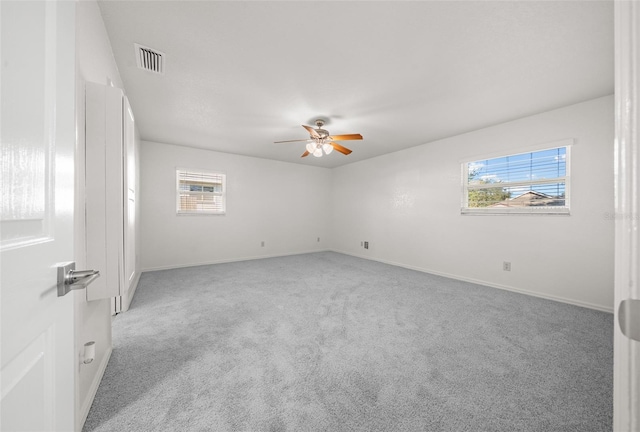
(140, 141), (332, 270)
(75, 1), (136, 428)
(330, 96), (615, 312)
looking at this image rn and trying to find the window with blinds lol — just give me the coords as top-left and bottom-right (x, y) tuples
(176, 169), (226, 215)
(462, 143), (571, 214)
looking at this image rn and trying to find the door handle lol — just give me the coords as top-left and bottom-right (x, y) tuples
(57, 262), (100, 297)
(618, 299), (640, 342)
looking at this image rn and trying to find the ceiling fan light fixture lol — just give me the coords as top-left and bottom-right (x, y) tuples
(306, 142), (316, 153)
(313, 148), (323, 157)
(323, 143), (333, 155)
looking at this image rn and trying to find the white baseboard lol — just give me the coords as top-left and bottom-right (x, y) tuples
(140, 249), (330, 273)
(331, 249), (614, 314)
(78, 345), (112, 431)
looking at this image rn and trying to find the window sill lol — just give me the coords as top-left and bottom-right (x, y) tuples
(176, 212), (226, 216)
(461, 207), (570, 216)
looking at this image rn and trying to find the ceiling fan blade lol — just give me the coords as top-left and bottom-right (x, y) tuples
(331, 142), (352, 155)
(302, 125), (320, 139)
(329, 134), (363, 141)
(301, 150), (310, 158)
(274, 139), (309, 143)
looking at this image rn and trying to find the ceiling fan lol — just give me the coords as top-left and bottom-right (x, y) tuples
(275, 119), (363, 158)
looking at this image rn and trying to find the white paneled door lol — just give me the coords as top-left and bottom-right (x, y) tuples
(1, 1), (76, 430)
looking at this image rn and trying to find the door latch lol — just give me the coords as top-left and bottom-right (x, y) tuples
(57, 262), (100, 297)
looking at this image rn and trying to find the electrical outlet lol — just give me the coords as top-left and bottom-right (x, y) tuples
(261, 241), (265, 247)
(364, 241), (369, 249)
(503, 261), (511, 271)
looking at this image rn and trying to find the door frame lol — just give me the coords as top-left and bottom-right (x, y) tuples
(613, 1), (640, 430)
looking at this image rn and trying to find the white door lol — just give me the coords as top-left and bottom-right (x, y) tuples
(614, 1), (640, 431)
(124, 97), (136, 295)
(1, 1), (77, 430)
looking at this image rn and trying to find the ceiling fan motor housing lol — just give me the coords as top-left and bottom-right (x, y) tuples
(314, 119), (329, 139)
(315, 129), (330, 139)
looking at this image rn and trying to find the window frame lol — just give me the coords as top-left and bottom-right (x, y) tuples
(461, 139), (572, 215)
(176, 168), (226, 216)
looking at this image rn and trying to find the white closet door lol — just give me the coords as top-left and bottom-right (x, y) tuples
(86, 82), (124, 301)
(124, 97), (136, 291)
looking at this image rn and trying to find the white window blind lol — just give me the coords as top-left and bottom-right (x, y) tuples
(462, 145), (570, 215)
(176, 169), (226, 215)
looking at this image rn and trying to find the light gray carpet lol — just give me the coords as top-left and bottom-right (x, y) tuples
(83, 252), (613, 432)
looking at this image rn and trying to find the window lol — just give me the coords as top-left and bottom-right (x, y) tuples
(462, 142), (571, 214)
(176, 169), (226, 215)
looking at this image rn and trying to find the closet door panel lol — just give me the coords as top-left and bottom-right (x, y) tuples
(123, 96), (136, 291)
(86, 82), (124, 301)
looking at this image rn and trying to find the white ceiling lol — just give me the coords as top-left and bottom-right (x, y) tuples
(98, 0), (614, 169)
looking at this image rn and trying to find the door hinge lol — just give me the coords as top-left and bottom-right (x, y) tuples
(618, 299), (640, 342)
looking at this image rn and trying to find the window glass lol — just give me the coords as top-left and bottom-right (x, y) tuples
(463, 145), (570, 214)
(176, 169), (226, 215)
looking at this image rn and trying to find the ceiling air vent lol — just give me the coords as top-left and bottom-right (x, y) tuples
(135, 43), (165, 75)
